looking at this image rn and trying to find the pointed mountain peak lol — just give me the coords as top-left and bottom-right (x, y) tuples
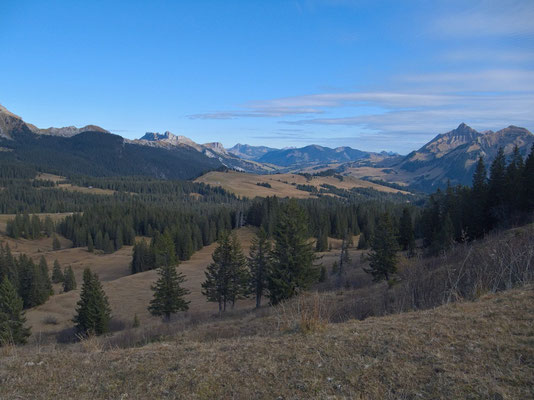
(454, 123), (478, 134)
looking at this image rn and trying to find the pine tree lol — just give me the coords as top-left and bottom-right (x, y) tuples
(63, 266), (76, 292)
(87, 233), (94, 253)
(202, 232), (249, 311)
(132, 314), (140, 328)
(38, 256), (53, 296)
(398, 207), (415, 255)
(471, 156), (489, 238)
(357, 231), (368, 249)
(95, 231), (103, 250)
(73, 269), (111, 336)
(431, 213), (455, 255)
(315, 228), (328, 252)
(488, 147), (507, 225)
(248, 227), (271, 308)
(44, 216), (54, 237)
(522, 145), (534, 211)
(0, 277), (30, 345)
(148, 262), (190, 321)
(268, 200), (318, 305)
(364, 212), (399, 282)
(318, 266), (327, 282)
(52, 235), (61, 251)
(51, 259), (64, 284)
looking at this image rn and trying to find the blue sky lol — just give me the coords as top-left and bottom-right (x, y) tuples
(1, 0), (533, 153)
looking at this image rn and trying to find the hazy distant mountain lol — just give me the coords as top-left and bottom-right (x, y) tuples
(257, 144), (374, 167)
(227, 143), (278, 161)
(0, 105), (221, 179)
(397, 123), (534, 190)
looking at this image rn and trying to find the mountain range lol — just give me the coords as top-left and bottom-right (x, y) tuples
(1, 104), (533, 191)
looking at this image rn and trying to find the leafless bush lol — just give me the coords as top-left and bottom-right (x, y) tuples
(274, 292), (330, 333)
(277, 225), (534, 326)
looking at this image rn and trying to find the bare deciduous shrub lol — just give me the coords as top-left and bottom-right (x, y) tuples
(274, 291), (330, 333)
(275, 225), (534, 327)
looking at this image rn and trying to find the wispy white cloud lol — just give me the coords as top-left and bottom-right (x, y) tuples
(188, 67), (534, 151)
(430, 0), (534, 39)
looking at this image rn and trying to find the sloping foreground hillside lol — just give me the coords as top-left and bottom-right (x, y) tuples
(1, 286), (533, 399)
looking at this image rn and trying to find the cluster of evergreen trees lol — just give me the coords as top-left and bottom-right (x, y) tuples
(421, 146), (534, 254)
(6, 214), (56, 239)
(0, 244), (52, 309)
(202, 201), (318, 310)
(130, 206), (238, 273)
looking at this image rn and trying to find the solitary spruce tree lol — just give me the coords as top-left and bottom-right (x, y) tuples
(364, 212), (399, 282)
(248, 227), (271, 308)
(148, 263), (190, 321)
(0, 276), (31, 345)
(62, 266), (76, 292)
(268, 200), (318, 305)
(52, 235), (61, 251)
(398, 207), (415, 255)
(73, 269), (111, 336)
(51, 260), (64, 283)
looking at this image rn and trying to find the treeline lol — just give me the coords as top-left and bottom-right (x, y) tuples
(6, 214), (56, 239)
(130, 206), (237, 273)
(58, 200), (238, 265)
(421, 146), (534, 254)
(66, 176), (231, 200)
(245, 196), (418, 250)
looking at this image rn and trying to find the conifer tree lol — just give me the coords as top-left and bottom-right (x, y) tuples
(87, 233), (94, 253)
(95, 231), (103, 250)
(364, 212), (398, 282)
(44, 216), (54, 237)
(51, 259), (64, 284)
(148, 261), (190, 321)
(52, 235), (61, 251)
(471, 156), (489, 238)
(63, 266), (76, 292)
(522, 145), (534, 211)
(357, 231), (368, 249)
(38, 256), (53, 296)
(202, 232), (249, 311)
(318, 266), (327, 282)
(488, 147), (507, 224)
(73, 269), (111, 336)
(268, 200), (317, 305)
(248, 227), (271, 308)
(0, 277), (30, 345)
(315, 225), (328, 252)
(398, 207), (415, 255)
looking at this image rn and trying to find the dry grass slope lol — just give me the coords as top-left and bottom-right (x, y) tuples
(1, 286), (532, 399)
(0, 227), (259, 339)
(195, 170), (409, 198)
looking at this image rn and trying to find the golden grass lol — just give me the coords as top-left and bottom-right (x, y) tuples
(195, 170), (409, 198)
(2, 227), (260, 338)
(1, 286), (532, 399)
(35, 173), (116, 195)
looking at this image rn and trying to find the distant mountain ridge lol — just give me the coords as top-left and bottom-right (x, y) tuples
(0, 105), (221, 179)
(2, 104), (532, 190)
(391, 123), (534, 190)
(256, 144), (384, 167)
(227, 143), (278, 160)
(133, 131), (271, 173)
